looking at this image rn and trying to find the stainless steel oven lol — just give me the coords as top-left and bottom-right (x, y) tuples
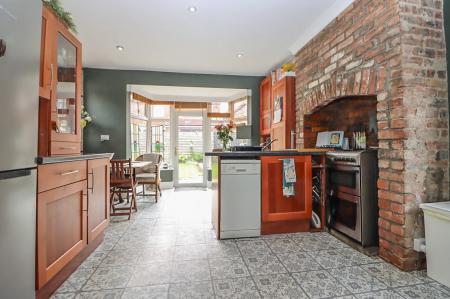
(327, 150), (378, 246)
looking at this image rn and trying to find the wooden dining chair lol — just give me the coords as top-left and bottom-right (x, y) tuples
(110, 159), (137, 220)
(135, 153), (163, 202)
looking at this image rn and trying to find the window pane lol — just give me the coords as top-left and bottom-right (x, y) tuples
(151, 105), (170, 119)
(232, 98), (248, 125)
(209, 102), (229, 113)
(131, 118), (147, 160)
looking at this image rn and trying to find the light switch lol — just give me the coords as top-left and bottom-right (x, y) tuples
(100, 135), (110, 142)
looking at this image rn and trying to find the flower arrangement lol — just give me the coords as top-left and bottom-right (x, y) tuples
(80, 106), (92, 128)
(43, 0), (77, 33)
(215, 121), (235, 150)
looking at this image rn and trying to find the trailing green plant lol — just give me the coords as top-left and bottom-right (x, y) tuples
(43, 0), (77, 33)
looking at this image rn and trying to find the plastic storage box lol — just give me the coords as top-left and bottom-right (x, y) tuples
(420, 201), (450, 288)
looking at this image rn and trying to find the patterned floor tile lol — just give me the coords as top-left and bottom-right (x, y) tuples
(394, 282), (450, 299)
(79, 250), (108, 269)
(213, 277), (261, 299)
(138, 245), (175, 263)
(100, 248), (142, 267)
(236, 240), (272, 256)
(206, 241), (240, 258)
(51, 292), (77, 299)
(168, 281), (214, 299)
(294, 235), (342, 252)
(243, 255), (287, 276)
(336, 247), (381, 265)
(122, 285), (169, 299)
(276, 252), (322, 272)
(209, 256), (250, 279)
(62, 267), (96, 291)
(328, 266), (388, 294)
(170, 259), (211, 283)
(174, 244), (208, 260)
(253, 273), (308, 298)
(128, 261), (173, 286)
(361, 263), (422, 288)
(76, 289), (124, 299)
(264, 238), (302, 253)
(292, 270), (351, 298)
(354, 289), (405, 299)
(311, 250), (354, 269)
(82, 266), (134, 290)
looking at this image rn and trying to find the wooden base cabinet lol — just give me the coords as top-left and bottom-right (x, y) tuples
(87, 159), (110, 242)
(36, 158), (110, 290)
(261, 156), (312, 234)
(36, 181), (87, 289)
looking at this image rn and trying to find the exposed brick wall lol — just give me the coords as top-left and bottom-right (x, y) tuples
(303, 96), (378, 148)
(292, 0), (449, 270)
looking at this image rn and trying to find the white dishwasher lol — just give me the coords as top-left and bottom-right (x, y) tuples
(220, 159), (261, 239)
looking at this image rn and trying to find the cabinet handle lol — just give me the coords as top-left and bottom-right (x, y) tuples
(50, 63), (54, 90)
(88, 171), (94, 191)
(60, 170), (80, 176)
(60, 146), (76, 150)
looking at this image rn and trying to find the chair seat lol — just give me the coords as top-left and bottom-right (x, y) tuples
(136, 173), (157, 181)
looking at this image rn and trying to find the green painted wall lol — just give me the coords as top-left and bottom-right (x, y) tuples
(83, 68), (263, 158)
(446, 1), (450, 158)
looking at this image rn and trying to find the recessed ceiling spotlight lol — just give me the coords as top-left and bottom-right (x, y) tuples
(188, 6), (197, 13)
(237, 53), (244, 58)
(116, 45), (124, 51)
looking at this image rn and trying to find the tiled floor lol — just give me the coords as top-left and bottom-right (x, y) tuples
(52, 189), (450, 299)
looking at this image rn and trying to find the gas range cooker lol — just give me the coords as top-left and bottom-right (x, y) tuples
(326, 149), (377, 166)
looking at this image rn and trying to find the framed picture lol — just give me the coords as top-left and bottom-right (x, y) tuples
(273, 96), (283, 124)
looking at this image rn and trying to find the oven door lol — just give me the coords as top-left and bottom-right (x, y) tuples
(330, 191), (362, 242)
(329, 164), (361, 196)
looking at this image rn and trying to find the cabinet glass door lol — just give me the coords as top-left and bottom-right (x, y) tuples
(55, 33), (77, 134)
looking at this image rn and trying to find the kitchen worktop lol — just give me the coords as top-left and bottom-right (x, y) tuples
(205, 148), (328, 157)
(36, 153), (114, 165)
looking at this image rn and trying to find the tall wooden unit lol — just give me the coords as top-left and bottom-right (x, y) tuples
(39, 6), (82, 156)
(270, 77), (296, 150)
(261, 155), (312, 234)
(259, 76), (272, 138)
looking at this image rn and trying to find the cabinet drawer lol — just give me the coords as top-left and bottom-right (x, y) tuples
(50, 141), (81, 155)
(38, 161), (87, 193)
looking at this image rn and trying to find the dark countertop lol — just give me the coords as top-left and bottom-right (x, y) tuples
(36, 153), (114, 165)
(205, 149), (328, 157)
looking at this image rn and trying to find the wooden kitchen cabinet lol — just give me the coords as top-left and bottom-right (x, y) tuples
(270, 76), (296, 150)
(39, 5), (82, 156)
(36, 180), (87, 289)
(87, 159), (110, 242)
(261, 155), (312, 234)
(260, 76), (272, 137)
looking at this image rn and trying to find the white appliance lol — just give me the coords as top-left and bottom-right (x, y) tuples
(420, 201), (450, 287)
(1, 0), (41, 297)
(220, 160), (261, 239)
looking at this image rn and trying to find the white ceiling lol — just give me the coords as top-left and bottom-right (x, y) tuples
(130, 85), (250, 102)
(61, 0), (354, 76)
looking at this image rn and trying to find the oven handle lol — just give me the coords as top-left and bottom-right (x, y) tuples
(329, 165), (360, 173)
(335, 191), (360, 204)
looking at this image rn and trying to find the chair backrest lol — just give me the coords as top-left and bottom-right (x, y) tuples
(135, 153), (163, 165)
(135, 153), (163, 173)
(110, 159), (133, 185)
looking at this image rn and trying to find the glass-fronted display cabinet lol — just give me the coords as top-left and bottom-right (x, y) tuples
(39, 6), (82, 156)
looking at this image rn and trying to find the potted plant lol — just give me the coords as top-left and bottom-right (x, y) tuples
(215, 122), (235, 151)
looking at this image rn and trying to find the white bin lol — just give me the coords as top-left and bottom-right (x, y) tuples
(420, 201), (450, 288)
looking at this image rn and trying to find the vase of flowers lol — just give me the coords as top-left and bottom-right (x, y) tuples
(215, 122), (235, 151)
(80, 106), (92, 128)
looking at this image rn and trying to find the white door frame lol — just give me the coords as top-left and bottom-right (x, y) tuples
(172, 109), (209, 188)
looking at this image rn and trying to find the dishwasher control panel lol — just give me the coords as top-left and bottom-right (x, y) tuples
(221, 160), (261, 175)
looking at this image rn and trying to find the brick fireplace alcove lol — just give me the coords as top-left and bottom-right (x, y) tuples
(292, 0), (449, 270)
